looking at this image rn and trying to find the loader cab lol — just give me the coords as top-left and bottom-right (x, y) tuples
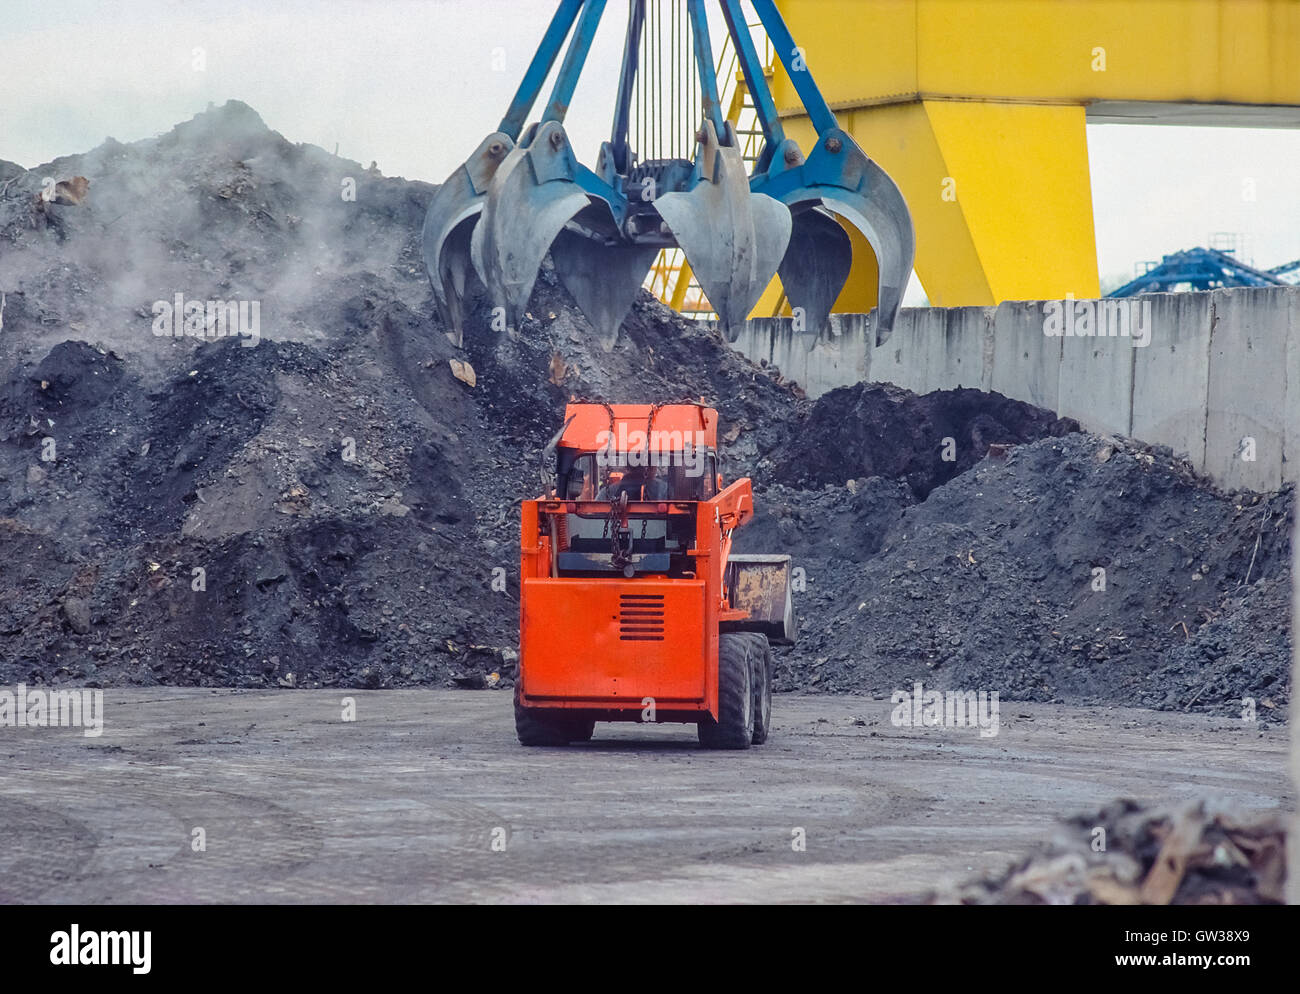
(543, 402), (723, 579)
(552, 446), (718, 579)
(557, 449), (718, 503)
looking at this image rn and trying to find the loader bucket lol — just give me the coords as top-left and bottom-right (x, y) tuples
(724, 554), (797, 645)
(655, 122), (792, 341)
(551, 230), (659, 351)
(421, 132), (514, 347)
(471, 120), (593, 330)
(778, 207), (853, 350)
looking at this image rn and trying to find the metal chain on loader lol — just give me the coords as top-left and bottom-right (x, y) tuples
(609, 492), (634, 574)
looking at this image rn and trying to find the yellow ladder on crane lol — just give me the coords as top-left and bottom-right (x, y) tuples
(643, 18), (773, 319)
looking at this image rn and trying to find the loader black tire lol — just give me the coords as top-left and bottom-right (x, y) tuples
(515, 690), (585, 746)
(748, 634), (772, 745)
(697, 633), (753, 750)
(569, 718), (596, 742)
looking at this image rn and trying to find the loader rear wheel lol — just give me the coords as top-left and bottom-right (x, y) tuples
(514, 705), (570, 746)
(514, 691), (588, 746)
(748, 634), (772, 745)
(697, 633), (753, 750)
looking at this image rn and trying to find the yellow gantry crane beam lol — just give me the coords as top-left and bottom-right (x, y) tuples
(756, 0), (1300, 312)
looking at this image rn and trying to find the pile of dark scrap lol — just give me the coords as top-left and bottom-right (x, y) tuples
(0, 102), (1292, 709)
(944, 800), (1286, 905)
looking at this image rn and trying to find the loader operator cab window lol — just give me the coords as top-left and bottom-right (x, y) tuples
(564, 462), (589, 500)
(596, 465), (668, 501)
(558, 453), (597, 501)
(664, 453), (717, 500)
(559, 450), (718, 501)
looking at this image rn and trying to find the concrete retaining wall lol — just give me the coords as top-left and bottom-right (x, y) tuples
(732, 286), (1299, 491)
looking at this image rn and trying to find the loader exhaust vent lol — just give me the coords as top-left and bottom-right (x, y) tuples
(618, 594), (665, 641)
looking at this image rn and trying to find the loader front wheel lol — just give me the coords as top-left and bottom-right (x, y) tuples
(698, 633), (753, 750)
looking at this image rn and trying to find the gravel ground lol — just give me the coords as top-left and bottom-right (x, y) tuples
(0, 689), (1287, 903)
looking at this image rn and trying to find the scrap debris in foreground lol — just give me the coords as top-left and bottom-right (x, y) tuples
(942, 800), (1286, 905)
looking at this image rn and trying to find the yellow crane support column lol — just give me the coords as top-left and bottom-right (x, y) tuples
(758, 98), (1099, 314)
(848, 99), (1098, 307)
(752, 0), (1300, 315)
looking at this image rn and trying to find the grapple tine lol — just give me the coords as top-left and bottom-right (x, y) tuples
(655, 122), (791, 341)
(472, 121), (591, 330)
(821, 174), (915, 348)
(778, 207), (853, 350)
(766, 139), (915, 348)
(551, 230), (658, 351)
(429, 216), (474, 345)
(816, 158), (915, 347)
(421, 132), (513, 347)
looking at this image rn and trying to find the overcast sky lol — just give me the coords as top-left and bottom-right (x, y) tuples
(3, 0), (1299, 298)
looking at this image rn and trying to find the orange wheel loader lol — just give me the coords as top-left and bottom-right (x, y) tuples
(516, 402), (797, 748)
